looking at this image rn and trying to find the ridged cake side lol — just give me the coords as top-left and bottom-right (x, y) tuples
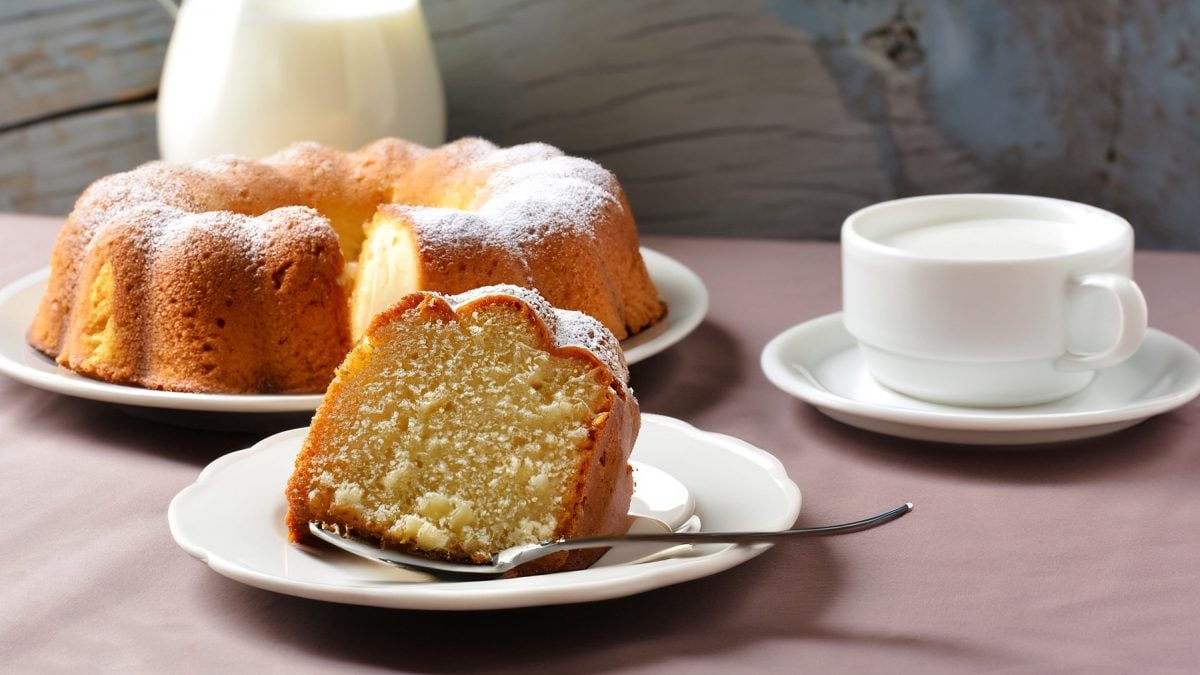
(29, 137), (664, 393)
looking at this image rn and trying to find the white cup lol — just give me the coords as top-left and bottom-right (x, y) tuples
(841, 194), (1148, 407)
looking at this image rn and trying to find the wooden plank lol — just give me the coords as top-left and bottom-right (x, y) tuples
(426, 0), (893, 239)
(425, 0), (1200, 248)
(0, 0), (171, 128)
(0, 102), (157, 215)
(1106, 0), (1200, 250)
(0, 0), (1196, 249)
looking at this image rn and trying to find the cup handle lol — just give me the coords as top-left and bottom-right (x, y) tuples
(1055, 273), (1148, 372)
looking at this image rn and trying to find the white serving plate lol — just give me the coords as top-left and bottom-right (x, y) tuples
(168, 414), (801, 610)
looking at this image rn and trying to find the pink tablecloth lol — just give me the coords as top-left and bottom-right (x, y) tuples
(2, 213), (1198, 672)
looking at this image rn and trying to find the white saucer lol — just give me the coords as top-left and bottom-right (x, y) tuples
(168, 414), (800, 610)
(761, 313), (1200, 445)
(0, 248), (706, 414)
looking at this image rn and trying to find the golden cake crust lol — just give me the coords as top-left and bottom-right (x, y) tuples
(286, 286), (638, 576)
(29, 138), (665, 393)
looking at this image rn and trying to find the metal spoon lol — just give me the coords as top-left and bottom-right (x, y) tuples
(308, 501), (913, 580)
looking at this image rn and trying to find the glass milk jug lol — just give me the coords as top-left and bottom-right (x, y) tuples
(157, 0), (446, 162)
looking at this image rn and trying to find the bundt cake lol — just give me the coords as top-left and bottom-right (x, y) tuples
(28, 137), (665, 393)
(285, 285), (638, 577)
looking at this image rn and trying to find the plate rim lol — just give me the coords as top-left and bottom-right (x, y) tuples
(0, 246), (707, 413)
(622, 247), (709, 364)
(760, 312), (1200, 434)
(167, 414), (801, 611)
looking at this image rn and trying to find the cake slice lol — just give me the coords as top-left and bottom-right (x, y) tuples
(286, 285), (638, 576)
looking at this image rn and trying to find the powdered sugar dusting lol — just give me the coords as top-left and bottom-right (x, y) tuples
(487, 154), (618, 195)
(445, 284), (629, 384)
(70, 138), (625, 270)
(473, 142), (562, 169)
(389, 150), (624, 279)
(83, 200), (333, 265)
(53, 137), (642, 361)
(477, 174), (615, 237)
(397, 206), (519, 254)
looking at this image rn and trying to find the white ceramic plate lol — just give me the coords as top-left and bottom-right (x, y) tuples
(620, 247), (709, 363)
(0, 248), (706, 413)
(168, 414), (801, 610)
(761, 313), (1200, 445)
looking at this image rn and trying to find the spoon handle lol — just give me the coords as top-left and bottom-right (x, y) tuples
(544, 502), (913, 553)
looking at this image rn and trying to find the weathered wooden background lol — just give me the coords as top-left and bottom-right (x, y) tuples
(1, 0), (1198, 249)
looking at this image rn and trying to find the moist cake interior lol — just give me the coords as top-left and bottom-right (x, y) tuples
(302, 303), (609, 561)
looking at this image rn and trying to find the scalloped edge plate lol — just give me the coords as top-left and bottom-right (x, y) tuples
(168, 414), (800, 610)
